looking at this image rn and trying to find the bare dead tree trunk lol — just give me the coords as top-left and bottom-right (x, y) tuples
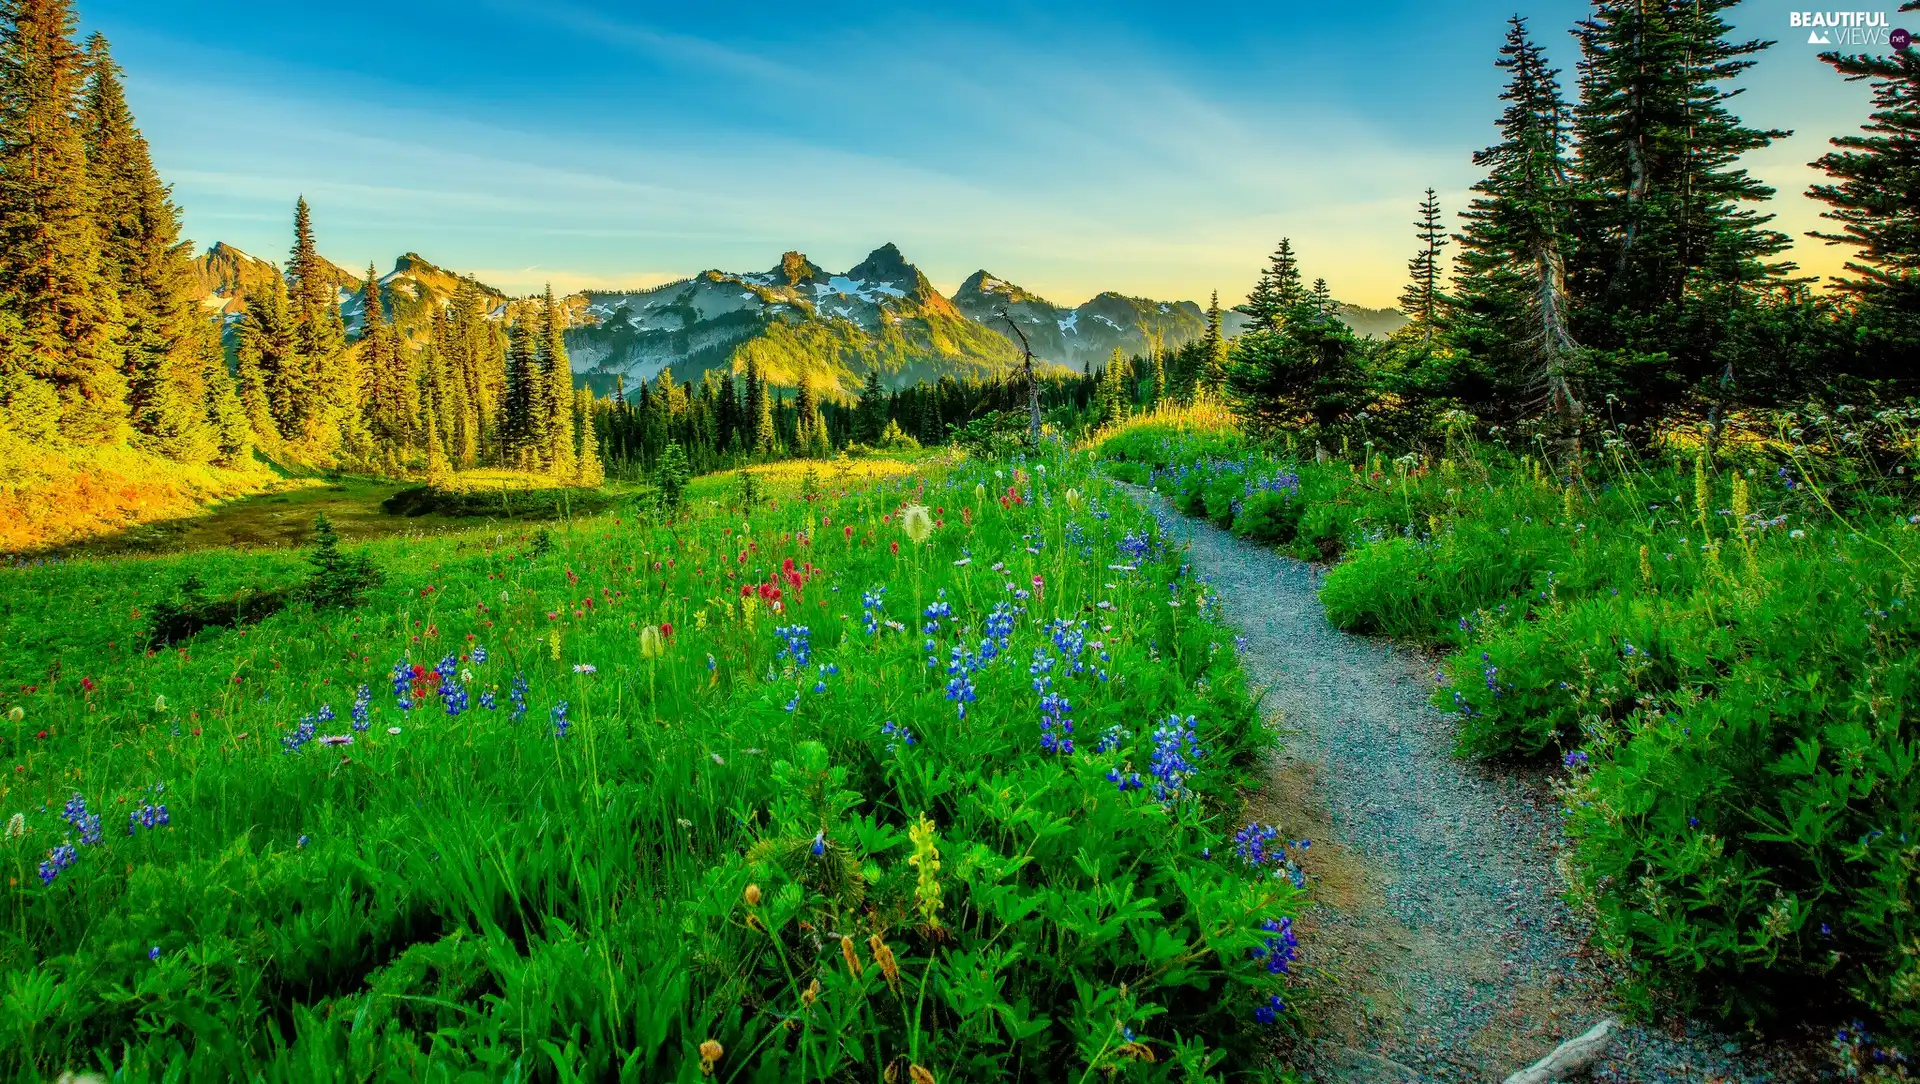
(997, 309), (1043, 447)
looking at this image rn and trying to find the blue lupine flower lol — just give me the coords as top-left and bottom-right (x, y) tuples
(1250, 917), (1298, 976)
(315, 704), (335, 723)
(810, 831), (826, 856)
(127, 802), (169, 835)
(509, 673), (529, 722)
(1038, 691), (1074, 755)
(1147, 715), (1204, 805)
(550, 701), (571, 738)
(281, 712), (318, 754)
(391, 655), (414, 710)
(471, 645), (488, 664)
(149, 945), (161, 961)
(774, 625), (813, 667)
(1234, 823), (1282, 868)
(297, 835), (310, 848)
(1253, 994), (1286, 1025)
(61, 793), (103, 845)
(1563, 750), (1590, 770)
(38, 841), (78, 886)
(435, 654), (459, 683)
(442, 682), (469, 716)
(1093, 725), (1130, 754)
(881, 720), (917, 753)
(1106, 767), (1144, 791)
(350, 684), (372, 732)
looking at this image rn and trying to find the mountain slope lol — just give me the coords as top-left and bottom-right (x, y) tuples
(343, 253), (509, 343)
(563, 244), (1032, 399)
(953, 271), (1213, 369)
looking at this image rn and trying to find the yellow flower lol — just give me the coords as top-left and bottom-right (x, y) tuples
(1064, 488), (1084, 513)
(741, 596), (759, 623)
(801, 978), (820, 1007)
(547, 627), (561, 661)
(640, 625), (665, 659)
(907, 813), (944, 930)
(698, 1039), (723, 1077)
(6, 706), (23, 723)
(840, 934), (862, 980)
(973, 482), (987, 503)
(152, 695), (168, 713)
(743, 883), (761, 907)
(694, 609), (709, 630)
(908, 1066), (936, 1084)
(901, 504), (934, 545)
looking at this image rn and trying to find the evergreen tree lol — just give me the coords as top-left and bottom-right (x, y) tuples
(81, 33), (217, 460)
(540, 286), (576, 479)
(283, 198), (352, 446)
(1399, 188), (1448, 339)
(1309, 278), (1334, 316)
(1569, 0), (1791, 407)
(1148, 345), (1167, 407)
(1099, 349), (1130, 425)
(794, 371), (828, 456)
(423, 407), (453, 489)
(0, 0), (125, 443)
(501, 315), (536, 465)
(1451, 16), (1582, 419)
(750, 361), (775, 454)
(574, 388), (604, 486)
(854, 368), (887, 445)
(1809, 11), (1920, 358)
(358, 264), (416, 454)
(1234, 239), (1305, 333)
(236, 272), (296, 440)
(1199, 291), (1229, 394)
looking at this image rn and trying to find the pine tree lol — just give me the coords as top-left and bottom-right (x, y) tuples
(1148, 345), (1167, 407)
(359, 264), (416, 455)
(283, 198), (352, 446)
(80, 33), (219, 460)
(1399, 188), (1449, 339)
(574, 388), (604, 486)
(1309, 278), (1335, 317)
(1452, 16), (1581, 419)
(1569, 0), (1791, 400)
(0, 0), (125, 443)
(1198, 291), (1230, 395)
(1809, 12), (1920, 352)
(1234, 239), (1305, 334)
(794, 371), (827, 457)
(748, 358), (775, 454)
(1099, 349), (1130, 425)
(501, 315), (536, 466)
(423, 407), (453, 489)
(540, 286), (575, 479)
(236, 272), (296, 440)
(855, 368), (887, 445)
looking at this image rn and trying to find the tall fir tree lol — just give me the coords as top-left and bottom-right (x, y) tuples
(540, 286), (575, 479)
(81, 33), (214, 460)
(1569, 0), (1790, 409)
(501, 315), (537, 466)
(574, 388), (604, 486)
(358, 264), (416, 454)
(1809, 10), (1920, 360)
(854, 368), (887, 445)
(1451, 16), (1581, 419)
(1399, 188), (1449, 339)
(283, 198), (353, 446)
(0, 0), (125, 443)
(1199, 291), (1229, 395)
(1234, 239), (1305, 334)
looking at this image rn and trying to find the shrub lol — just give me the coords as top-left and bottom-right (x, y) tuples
(298, 514), (382, 608)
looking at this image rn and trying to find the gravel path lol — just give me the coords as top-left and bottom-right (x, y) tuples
(1123, 485), (1820, 1084)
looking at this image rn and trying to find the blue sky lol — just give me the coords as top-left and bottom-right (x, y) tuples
(83, 0), (1890, 308)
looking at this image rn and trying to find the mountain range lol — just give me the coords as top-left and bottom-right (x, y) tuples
(189, 242), (1407, 400)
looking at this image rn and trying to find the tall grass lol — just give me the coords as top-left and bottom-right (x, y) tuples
(0, 451), (1307, 1081)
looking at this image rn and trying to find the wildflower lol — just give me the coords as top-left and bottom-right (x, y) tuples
(840, 934), (862, 979)
(5, 813), (21, 839)
(318, 735), (353, 747)
(902, 504), (934, 545)
(908, 813), (944, 929)
(149, 945), (160, 961)
(387, 726), (402, 735)
(471, 645), (488, 664)
(881, 719), (917, 753)
(744, 883), (762, 907)
(909, 1065), (936, 1084)
(1147, 715), (1204, 805)
(1563, 750), (1590, 770)
(810, 830), (826, 856)
(1065, 488), (1084, 512)
(640, 626), (665, 658)
(4, 706), (19, 723)
(869, 934), (901, 990)
(698, 1039), (724, 1077)
(153, 694), (168, 713)
(551, 701), (571, 739)
(801, 978), (821, 1007)
(297, 835), (310, 848)
(572, 663), (598, 675)
(509, 673), (529, 722)
(1253, 994), (1287, 1025)
(350, 684), (372, 732)
(38, 842), (76, 885)
(1249, 917), (1298, 975)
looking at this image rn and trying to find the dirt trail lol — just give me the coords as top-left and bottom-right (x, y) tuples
(1125, 485), (1813, 1083)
